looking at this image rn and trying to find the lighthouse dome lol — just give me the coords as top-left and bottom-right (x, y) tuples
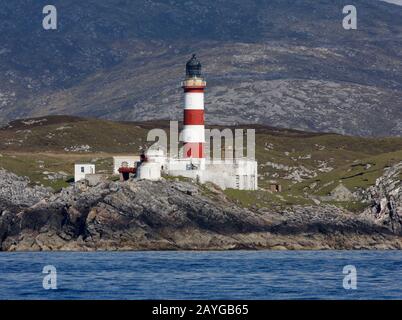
(186, 54), (202, 78)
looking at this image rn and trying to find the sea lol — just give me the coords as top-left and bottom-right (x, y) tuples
(0, 251), (401, 300)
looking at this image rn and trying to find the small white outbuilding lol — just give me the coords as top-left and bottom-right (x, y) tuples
(74, 164), (95, 182)
(136, 162), (161, 181)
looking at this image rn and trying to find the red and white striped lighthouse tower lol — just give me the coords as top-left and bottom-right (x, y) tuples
(181, 54), (206, 159)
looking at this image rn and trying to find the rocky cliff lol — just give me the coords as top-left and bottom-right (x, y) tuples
(0, 170), (52, 207)
(1, 165), (402, 251)
(364, 162), (402, 233)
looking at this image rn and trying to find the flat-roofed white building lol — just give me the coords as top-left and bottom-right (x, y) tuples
(203, 159), (258, 190)
(141, 155), (257, 190)
(74, 164), (95, 182)
(166, 158), (257, 190)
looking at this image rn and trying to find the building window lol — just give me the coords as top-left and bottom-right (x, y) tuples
(81, 167), (85, 173)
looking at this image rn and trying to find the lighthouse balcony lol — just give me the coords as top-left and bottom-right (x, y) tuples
(181, 78), (206, 88)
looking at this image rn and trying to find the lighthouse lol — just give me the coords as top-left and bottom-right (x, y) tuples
(113, 54), (258, 190)
(181, 54), (206, 159)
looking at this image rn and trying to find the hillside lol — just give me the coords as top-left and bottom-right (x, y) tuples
(1, 115), (401, 209)
(0, 1), (401, 136)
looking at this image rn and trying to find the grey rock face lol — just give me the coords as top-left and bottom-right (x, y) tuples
(0, 170), (51, 207)
(1, 171), (402, 251)
(365, 162), (402, 232)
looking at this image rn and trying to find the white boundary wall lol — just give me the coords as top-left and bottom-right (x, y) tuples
(113, 156), (140, 174)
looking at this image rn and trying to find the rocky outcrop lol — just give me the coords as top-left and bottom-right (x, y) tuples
(0, 170), (52, 207)
(1, 169), (402, 251)
(320, 183), (357, 202)
(365, 162), (402, 233)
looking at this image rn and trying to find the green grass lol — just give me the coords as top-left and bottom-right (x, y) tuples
(224, 189), (313, 209)
(325, 200), (367, 213)
(0, 116), (151, 153)
(0, 152), (116, 191)
(291, 150), (402, 197)
(1, 115), (401, 209)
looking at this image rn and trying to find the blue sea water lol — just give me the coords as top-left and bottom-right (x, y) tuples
(0, 251), (401, 300)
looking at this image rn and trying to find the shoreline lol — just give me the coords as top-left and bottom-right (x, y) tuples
(1, 167), (401, 252)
